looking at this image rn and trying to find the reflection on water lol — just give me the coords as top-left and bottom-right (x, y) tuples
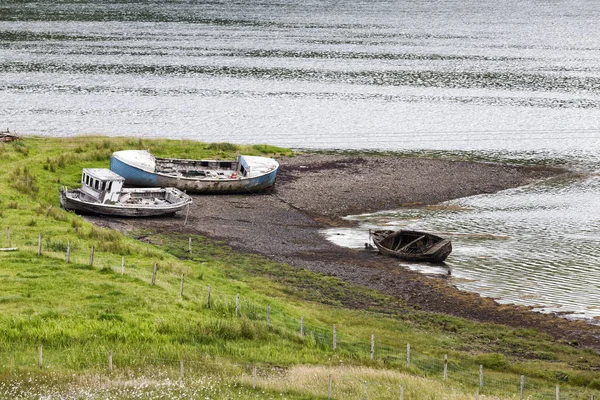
(324, 174), (600, 323)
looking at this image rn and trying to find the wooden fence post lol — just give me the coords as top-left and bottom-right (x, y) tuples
(479, 365), (483, 392)
(333, 325), (337, 351)
(556, 385), (560, 400)
(267, 304), (271, 327)
(235, 293), (240, 316)
(179, 360), (184, 380)
(406, 343), (410, 367)
(370, 334), (375, 360)
(444, 354), (448, 380)
(65, 240), (70, 263)
(179, 274), (185, 297)
(38, 344), (43, 368)
(207, 284), (211, 308)
(151, 263), (157, 286)
(400, 384), (404, 400)
(363, 380), (368, 400)
(89, 246), (94, 266)
(476, 388), (479, 400)
(108, 351), (113, 373)
(37, 233), (42, 255)
(252, 365), (257, 389)
(520, 375), (524, 399)
(188, 237), (192, 253)
(328, 374), (332, 399)
(183, 204), (190, 227)
(7, 227), (10, 247)
(121, 256), (124, 275)
(300, 316), (304, 337)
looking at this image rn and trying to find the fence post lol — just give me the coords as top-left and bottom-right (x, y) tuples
(37, 233), (42, 255)
(406, 343), (410, 367)
(333, 325), (337, 351)
(444, 354), (448, 380)
(7, 227), (10, 247)
(151, 263), (157, 286)
(179, 360), (184, 380)
(370, 334), (375, 360)
(363, 380), (368, 400)
(400, 384), (404, 400)
(520, 375), (524, 399)
(267, 304), (271, 327)
(556, 385), (560, 400)
(328, 374), (332, 399)
(300, 316), (304, 337)
(207, 284), (211, 308)
(183, 204), (190, 227)
(65, 240), (70, 263)
(38, 344), (43, 368)
(89, 246), (94, 266)
(252, 365), (257, 389)
(121, 256), (124, 275)
(479, 365), (483, 392)
(476, 388), (479, 400)
(188, 237), (192, 253)
(108, 351), (113, 373)
(235, 294), (240, 316)
(180, 274), (185, 297)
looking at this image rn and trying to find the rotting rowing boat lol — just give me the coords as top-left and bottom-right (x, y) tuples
(110, 150), (279, 194)
(59, 168), (192, 217)
(371, 229), (452, 263)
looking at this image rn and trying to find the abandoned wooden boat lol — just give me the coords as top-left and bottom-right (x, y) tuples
(371, 229), (452, 263)
(59, 168), (192, 217)
(110, 150), (279, 194)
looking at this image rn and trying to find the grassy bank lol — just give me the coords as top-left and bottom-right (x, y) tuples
(0, 136), (599, 399)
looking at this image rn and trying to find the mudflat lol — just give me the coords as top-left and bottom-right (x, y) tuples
(93, 153), (600, 349)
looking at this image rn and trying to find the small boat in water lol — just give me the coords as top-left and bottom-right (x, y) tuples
(59, 168), (192, 217)
(371, 229), (452, 263)
(110, 150), (280, 194)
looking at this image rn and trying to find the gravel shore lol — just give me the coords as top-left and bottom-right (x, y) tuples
(93, 153), (600, 349)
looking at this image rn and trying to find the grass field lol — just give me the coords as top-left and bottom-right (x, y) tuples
(0, 136), (599, 399)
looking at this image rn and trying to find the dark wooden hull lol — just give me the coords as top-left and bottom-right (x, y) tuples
(59, 187), (192, 217)
(372, 230), (452, 263)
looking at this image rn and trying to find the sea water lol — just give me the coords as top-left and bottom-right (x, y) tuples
(1, 0), (599, 321)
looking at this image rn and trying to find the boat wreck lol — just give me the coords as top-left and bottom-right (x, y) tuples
(371, 229), (452, 263)
(59, 168), (192, 217)
(110, 150), (279, 194)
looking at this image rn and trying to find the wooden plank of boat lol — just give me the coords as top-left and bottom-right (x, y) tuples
(371, 229), (452, 263)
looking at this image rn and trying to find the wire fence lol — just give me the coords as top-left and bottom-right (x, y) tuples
(1, 229), (599, 399)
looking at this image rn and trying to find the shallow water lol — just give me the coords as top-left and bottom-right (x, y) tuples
(1, 0), (600, 321)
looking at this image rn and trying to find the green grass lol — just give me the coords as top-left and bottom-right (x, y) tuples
(0, 136), (599, 399)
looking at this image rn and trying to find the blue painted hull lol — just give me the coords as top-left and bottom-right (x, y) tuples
(110, 155), (278, 194)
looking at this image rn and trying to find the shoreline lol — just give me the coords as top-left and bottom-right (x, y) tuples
(93, 152), (600, 349)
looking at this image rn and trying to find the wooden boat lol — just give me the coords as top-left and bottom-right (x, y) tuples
(110, 150), (279, 194)
(371, 229), (452, 263)
(59, 168), (192, 217)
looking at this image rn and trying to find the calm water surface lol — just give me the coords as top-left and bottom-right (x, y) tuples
(1, 0), (599, 321)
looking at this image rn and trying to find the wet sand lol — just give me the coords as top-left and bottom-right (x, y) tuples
(93, 153), (600, 349)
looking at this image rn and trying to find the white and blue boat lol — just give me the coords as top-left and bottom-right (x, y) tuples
(110, 150), (280, 194)
(60, 168), (192, 217)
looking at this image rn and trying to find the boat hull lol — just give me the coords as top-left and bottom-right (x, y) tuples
(372, 230), (452, 263)
(59, 188), (192, 217)
(110, 151), (279, 194)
